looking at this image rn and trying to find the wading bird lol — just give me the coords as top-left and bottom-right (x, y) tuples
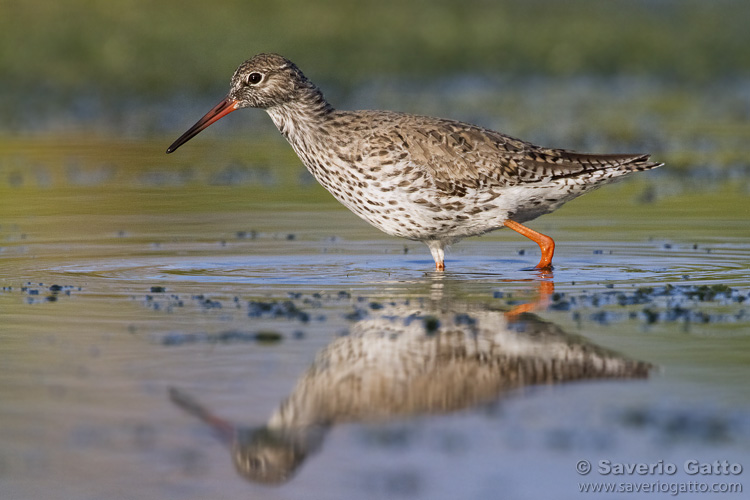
(167, 53), (661, 270)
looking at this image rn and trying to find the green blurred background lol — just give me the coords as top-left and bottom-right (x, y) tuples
(2, 0), (749, 129)
(2, 0), (750, 183)
(4, 0), (749, 91)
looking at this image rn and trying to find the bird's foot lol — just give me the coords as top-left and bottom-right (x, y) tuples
(518, 264), (554, 272)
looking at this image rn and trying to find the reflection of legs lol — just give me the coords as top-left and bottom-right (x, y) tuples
(506, 279), (555, 318)
(504, 220), (555, 269)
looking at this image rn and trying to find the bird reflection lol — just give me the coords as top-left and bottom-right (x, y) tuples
(170, 283), (651, 485)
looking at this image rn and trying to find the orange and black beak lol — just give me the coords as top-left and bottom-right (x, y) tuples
(166, 97), (239, 153)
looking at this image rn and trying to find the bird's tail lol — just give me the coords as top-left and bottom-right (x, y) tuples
(562, 152), (663, 173)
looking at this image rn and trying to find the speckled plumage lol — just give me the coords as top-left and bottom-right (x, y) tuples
(167, 53), (662, 270)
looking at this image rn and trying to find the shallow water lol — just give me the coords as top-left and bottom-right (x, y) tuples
(1, 138), (749, 499)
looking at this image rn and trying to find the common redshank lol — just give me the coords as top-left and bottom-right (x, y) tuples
(167, 53), (662, 270)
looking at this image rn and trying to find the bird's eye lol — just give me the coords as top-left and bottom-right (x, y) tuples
(246, 72), (263, 85)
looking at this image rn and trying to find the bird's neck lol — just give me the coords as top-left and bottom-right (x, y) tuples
(265, 85), (333, 144)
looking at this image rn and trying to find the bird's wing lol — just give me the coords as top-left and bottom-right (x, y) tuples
(377, 114), (660, 196)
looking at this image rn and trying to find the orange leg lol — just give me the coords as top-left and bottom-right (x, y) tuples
(503, 220), (555, 269)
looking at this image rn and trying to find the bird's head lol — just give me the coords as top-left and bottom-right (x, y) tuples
(166, 53), (309, 153)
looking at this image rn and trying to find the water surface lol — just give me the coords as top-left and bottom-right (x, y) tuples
(1, 138), (749, 499)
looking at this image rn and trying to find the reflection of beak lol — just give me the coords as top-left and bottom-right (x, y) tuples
(166, 97), (239, 153)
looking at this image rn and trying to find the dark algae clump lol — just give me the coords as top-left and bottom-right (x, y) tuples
(541, 284), (749, 327)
